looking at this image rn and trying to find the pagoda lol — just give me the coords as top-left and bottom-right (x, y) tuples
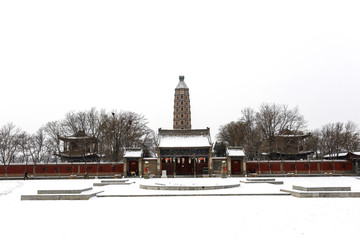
(56, 131), (99, 162)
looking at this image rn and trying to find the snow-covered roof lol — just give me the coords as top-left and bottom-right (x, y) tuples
(124, 148), (143, 158)
(158, 129), (211, 148)
(227, 147), (245, 157)
(276, 134), (309, 138)
(324, 152), (348, 158)
(58, 131), (96, 141)
(175, 76), (189, 89)
(324, 152), (360, 158)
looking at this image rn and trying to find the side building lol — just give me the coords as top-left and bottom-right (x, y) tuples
(55, 131), (99, 162)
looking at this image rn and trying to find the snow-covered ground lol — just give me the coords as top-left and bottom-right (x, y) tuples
(1, 177), (360, 240)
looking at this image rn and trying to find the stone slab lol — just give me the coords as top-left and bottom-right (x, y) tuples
(93, 182), (133, 186)
(292, 185), (351, 192)
(280, 189), (360, 198)
(101, 179), (129, 183)
(246, 178), (276, 182)
(98, 192), (290, 197)
(139, 183), (240, 191)
(38, 187), (92, 194)
(21, 191), (104, 201)
(241, 180), (283, 185)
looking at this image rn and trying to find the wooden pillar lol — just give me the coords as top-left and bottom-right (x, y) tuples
(139, 157), (143, 176)
(123, 159), (127, 176)
(242, 157), (247, 175)
(173, 157), (176, 177)
(227, 156), (231, 176)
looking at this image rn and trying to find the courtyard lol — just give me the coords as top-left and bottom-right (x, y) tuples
(1, 176), (360, 240)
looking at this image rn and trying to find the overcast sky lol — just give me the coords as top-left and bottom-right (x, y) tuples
(1, 0), (360, 140)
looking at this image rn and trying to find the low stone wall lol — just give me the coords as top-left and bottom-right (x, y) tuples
(139, 183), (240, 191)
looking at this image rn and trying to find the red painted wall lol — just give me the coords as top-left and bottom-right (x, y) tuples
(246, 160), (354, 174)
(0, 163), (123, 177)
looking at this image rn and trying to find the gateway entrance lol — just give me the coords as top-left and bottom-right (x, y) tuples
(176, 157), (194, 175)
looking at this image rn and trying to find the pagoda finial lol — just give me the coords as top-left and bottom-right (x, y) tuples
(179, 75), (184, 81)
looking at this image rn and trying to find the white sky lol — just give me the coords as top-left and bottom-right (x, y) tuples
(1, 0), (360, 140)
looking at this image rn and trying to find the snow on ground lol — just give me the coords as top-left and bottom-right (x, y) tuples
(1, 177), (360, 240)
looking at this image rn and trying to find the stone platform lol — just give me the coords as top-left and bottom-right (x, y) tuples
(21, 187), (103, 200)
(21, 191), (103, 200)
(292, 185), (351, 192)
(37, 187), (93, 194)
(281, 185), (360, 198)
(93, 179), (133, 186)
(98, 192), (290, 197)
(139, 183), (240, 191)
(240, 178), (283, 185)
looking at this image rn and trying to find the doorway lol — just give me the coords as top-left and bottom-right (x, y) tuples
(128, 160), (139, 176)
(176, 157), (194, 175)
(231, 160), (241, 175)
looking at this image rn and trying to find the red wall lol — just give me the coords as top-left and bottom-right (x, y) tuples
(246, 160), (354, 174)
(0, 163), (123, 177)
(1, 160), (354, 177)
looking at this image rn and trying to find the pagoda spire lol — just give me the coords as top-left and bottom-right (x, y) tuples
(173, 75), (191, 130)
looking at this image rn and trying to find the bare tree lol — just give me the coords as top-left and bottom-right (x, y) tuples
(0, 123), (24, 177)
(20, 128), (52, 176)
(343, 121), (359, 152)
(320, 122), (344, 159)
(102, 111), (153, 161)
(43, 121), (64, 161)
(43, 108), (154, 162)
(217, 104), (307, 160)
(304, 130), (321, 159)
(217, 121), (246, 146)
(241, 108), (263, 160)
(256, 103), (307, 157)
(319, 121), (360, 158)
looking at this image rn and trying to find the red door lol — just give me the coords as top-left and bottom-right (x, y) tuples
(231, 160), (241, 175)
(176, 157), (193, 175)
